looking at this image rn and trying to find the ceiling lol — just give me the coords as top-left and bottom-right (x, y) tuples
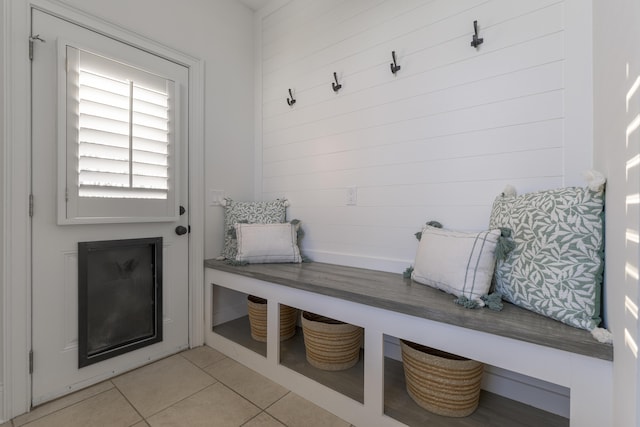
(238, 0), (271, 11)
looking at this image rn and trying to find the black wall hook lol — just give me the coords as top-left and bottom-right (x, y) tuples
(470, 20), (483, 48)
(286, 88), (296, 106)
(390, 51), (401, 74)
(332, 72), (342, 92)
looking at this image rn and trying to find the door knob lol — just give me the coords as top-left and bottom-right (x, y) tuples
(175, 225), (188, 235)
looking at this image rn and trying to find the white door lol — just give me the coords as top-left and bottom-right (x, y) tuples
(31, 9), (190, 405)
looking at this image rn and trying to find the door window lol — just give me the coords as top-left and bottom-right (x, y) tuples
(61, 44), (179, 223)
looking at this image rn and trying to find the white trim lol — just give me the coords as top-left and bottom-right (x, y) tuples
(188, 58), (206, 348)
(3, 0), (32, 421)
(57, 39), (182, 224)
(253, 0), (289, 201)
(304, 249), (410, 274)
(563, 0), (594, 186)
(2, 0), (205, 419)
(252, 8), (262, 200)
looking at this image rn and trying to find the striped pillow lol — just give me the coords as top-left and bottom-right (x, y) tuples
(411, 226), (501, 306)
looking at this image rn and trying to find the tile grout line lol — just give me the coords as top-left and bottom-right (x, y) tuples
(179, 351), (229, 371)
(199, 359), (293, 415)
(15, 387), (116, 427)
(260, 391), (292, 427)
(111, 385), (147, 426)
(189, 350), (294, 426)
(121, 373), (220, 422)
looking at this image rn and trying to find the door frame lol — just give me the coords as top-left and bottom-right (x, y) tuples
(2, 0), (205, 420)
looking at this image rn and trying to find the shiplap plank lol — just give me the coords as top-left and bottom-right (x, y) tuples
(291, 205), (494, 231)
(266, 176), (563, 210)
(263, 0), (386, 58)
(261, 0), (340, 45)
(262, 0), (478, 104)
(263, 0), (447, 75)
(263, 61), (563, 157)
(263, 0), (486, 82)
(263, 120), (563, 181)
(262, 0), (562, 105)
(258, 0), (583, 268)
(264, 116), (562, 167)
(293, 206), (501, 256)
(264, 89), (564, 149)
(264, 147), (562, 191)
(263, 28), (564, 124)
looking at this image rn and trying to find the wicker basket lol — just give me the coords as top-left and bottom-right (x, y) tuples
(301, 311), (363, 371)
(400, 340), (484, 417)
(247, 295), (298, 342)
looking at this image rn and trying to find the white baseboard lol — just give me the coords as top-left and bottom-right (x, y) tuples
(383, 336), (570, 418)
(304, 249), (410, 274)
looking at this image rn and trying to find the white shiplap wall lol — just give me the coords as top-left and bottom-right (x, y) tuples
(256, 0), (593, 417)
(259, 0), (591, 272)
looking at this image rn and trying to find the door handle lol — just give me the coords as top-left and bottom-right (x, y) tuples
(175, 225), (188, 236)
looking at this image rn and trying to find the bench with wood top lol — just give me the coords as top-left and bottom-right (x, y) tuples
(203, 259), (612, 427)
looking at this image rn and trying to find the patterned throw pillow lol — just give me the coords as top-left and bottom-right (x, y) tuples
(411, 226), (501, 307)
(221, 198), (288, 260)
(489, 187), (604, 330)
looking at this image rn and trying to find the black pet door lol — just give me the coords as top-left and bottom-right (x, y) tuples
(78, 237), (162, 368)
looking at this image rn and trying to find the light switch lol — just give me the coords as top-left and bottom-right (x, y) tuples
(346, 186), (357, 206)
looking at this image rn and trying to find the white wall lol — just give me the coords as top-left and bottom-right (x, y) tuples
(0, 0), (5, 410)
(58, 0), (256, 260)
(593, 1), (640, 426)
(258, 0), (593, 273)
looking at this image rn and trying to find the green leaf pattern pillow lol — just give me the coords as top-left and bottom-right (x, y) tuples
(489, 187), (604, 331)
(221, 199), (288, 260)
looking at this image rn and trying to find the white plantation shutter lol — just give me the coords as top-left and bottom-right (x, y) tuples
(62, 45), (179, 223)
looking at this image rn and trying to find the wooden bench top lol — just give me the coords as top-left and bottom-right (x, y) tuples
(205, 259), (613, 361)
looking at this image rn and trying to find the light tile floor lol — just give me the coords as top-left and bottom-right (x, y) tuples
(5, 347), (351, 427)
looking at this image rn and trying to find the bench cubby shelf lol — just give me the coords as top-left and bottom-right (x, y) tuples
(204, 260), (612, 427)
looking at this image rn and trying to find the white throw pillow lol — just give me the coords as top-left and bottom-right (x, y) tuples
(411, 226), (501, 306)
(235, 222), (302, 264)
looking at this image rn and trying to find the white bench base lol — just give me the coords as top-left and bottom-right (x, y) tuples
(204, 264), (612, 427)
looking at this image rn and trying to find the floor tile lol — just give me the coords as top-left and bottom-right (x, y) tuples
(19, 388), (140, 427)
(13, 381), (114, 427)
(147, 382), (261, 427)
(112, 354), (215, 418)
(181, 345), (227, 369)
(204, 358), (288, 409)
(243, 412), (286, 427)
(266, 393), (349, 427)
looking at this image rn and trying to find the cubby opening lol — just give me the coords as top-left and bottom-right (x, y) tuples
(382, 334), (570, 427)
(279, 309), (365, 404)
(210, 285), (266, 357)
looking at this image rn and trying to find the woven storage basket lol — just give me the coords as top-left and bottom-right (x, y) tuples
(247, 295), (298, 342)
(400, 340), (484, 417)
(301, 311), (363, 371)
